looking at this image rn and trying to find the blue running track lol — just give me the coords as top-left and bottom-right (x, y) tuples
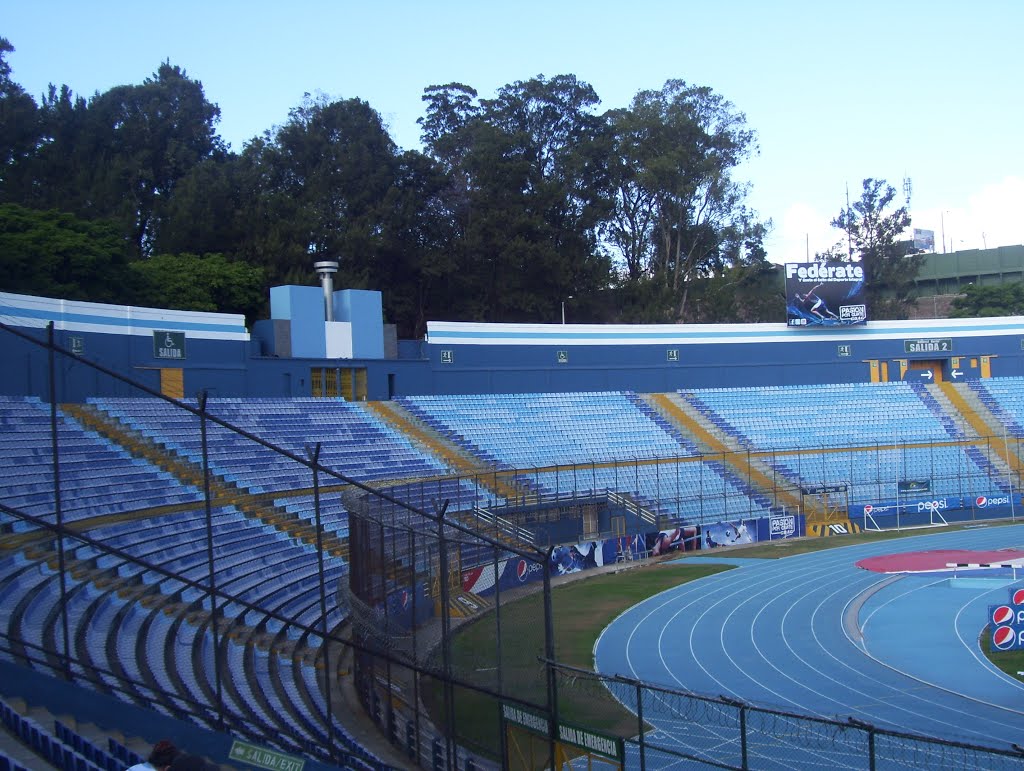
(593, 524), (1024, 769)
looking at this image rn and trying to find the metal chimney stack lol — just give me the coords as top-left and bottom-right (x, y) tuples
(313, 260), (339, 322)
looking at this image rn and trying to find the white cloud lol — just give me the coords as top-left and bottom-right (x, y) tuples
(912, 176), (1024, 252)
(768, 176), (1024, 263)
(765, 202), (844, 265)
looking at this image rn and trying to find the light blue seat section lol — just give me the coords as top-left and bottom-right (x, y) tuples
(0, 396), (202, 529)
(686, 381), (1004, 506)
(0, 526), (368, 762)
(401, 391), (772, 521)
(970, 377), (1024, 433)
(686, 381), (952, 449)
(82, 506), (349, 622)
(87, 396), (449, 495)
(401, 391), (690, 468)
(532, 459), (768, 523)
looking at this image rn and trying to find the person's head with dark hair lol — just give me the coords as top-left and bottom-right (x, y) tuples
(147, 740), (180, 770)
(168, 754), (215, 771)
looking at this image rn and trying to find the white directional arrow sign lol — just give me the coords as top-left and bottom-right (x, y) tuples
(921, 371), (933, 380)
(952, 369), (963, 379)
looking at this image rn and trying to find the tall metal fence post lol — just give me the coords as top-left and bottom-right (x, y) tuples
(635, 678), (646, 771)
(850, 718), (876, 771)
(436, 501), (456, 771)
(47, 322), (72, 681)
(543, 547), (558, 769)
(494, 545), (507, 768)
(739, 703), (748, 769)
(410, 526), (422, 766)
(198, 391), (225, 731)
(306, 441), (336, 763)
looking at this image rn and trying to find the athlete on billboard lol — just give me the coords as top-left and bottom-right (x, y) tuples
(704, 520), (754, 548)
(793, 284), (839, 322)
(649, 526), (700, 556)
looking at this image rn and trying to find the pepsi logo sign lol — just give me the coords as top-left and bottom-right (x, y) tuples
(1012, 588), (1024, 606)
(515, 559), (543, 582)
(976, 495), (1010, 508)
(863, 505), (873, 515)
(992, 605), (1015, 625)
(993, 625), (1021, 651)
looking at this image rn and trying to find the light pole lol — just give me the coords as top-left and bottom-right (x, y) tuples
(561, 295), (574, 324)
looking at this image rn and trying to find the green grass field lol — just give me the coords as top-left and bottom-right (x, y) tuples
(426, 524), (1024, 757)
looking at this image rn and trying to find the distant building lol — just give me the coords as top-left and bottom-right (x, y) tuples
(909, 244), (1024, 319)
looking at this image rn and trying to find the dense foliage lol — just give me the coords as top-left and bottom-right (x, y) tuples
(950, 282), (1024, 318)
(830, 179), (924, 319)
(0, 37), (915, 334)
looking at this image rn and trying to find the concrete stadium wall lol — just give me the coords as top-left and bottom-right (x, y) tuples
(6, 291), (1024, 400)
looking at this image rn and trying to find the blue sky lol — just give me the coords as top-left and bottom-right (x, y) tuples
(5, 0), (1023, 264)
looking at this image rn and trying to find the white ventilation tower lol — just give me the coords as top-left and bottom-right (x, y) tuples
(313, 260), (339, 322)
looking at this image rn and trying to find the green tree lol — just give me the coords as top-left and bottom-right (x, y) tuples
(420, 75), (614, 323)
(831, 178), (922, 319)
(0, 203), (133, 302)
(7, 62), (222, 257)
(949, 282), (1024, 318)
(0, 38), (40, 194)
(245, 95), (401, 287)
(127, 252), (265, 321)
(605, 80), (762, 321)
(154, 150), (252, 257)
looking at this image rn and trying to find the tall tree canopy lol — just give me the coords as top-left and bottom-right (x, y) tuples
(419, 75), (614, 323)
(0, 39), (39, 191)
(832, 178), (922, 319)
(605, 80), (761, 321)
(1, 39), (785, 331)
(950, 282), (1024, 318)
(2, 61), (222, 257)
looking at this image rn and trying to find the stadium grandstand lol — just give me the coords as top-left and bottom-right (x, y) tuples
(3, 282), (1024, 770)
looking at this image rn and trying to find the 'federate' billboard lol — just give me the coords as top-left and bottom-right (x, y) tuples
(785, 262), (868, 327)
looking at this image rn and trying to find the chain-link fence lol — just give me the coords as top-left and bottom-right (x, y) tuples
(550, 662), (1024, 770)
(3, 319), (1024, 770)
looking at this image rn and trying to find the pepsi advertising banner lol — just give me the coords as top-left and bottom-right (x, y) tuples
(785, 262), (867, 327)
(461, 517), (806, 598)
(384, 581), (433, 630)
(856, 493), (1018, 524)
(989, 588), (1024, 652)
(856, 497), (963, 521)
(461, 556), (546, 597)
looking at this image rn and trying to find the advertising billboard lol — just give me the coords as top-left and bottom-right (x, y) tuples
(913, 228), (935, 251)
(785, 262), (868, 327)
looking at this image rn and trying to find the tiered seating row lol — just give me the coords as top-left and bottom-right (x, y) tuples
(401, 391), (693, 468)
(0, 517), (379, 767)
(970, 378), (1024, 434)
(688, 381), (1008, 506)
(685, 381), (953, 449)
(0, 397), (202, 529)
(88, 397), (449, 495)
(401, 391), (773, 521)
(0, 695), (114, 771)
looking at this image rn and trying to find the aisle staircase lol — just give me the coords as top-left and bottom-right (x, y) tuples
(60, 403), (349, 560)
(365, 400), (535, 505)
(643, 393), (811, 517)
(935, 381), (1024, 481)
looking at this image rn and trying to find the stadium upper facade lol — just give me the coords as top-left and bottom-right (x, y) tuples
(2, 286), (1024, 401)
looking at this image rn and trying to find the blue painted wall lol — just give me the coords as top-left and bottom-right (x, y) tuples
(334, 289), (385, 358)
(5, 291), (1024, 400)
